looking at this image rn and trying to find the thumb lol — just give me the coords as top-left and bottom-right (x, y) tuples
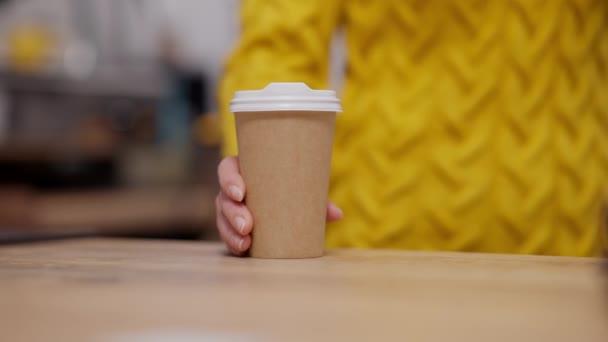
(326, 201), (343, 222)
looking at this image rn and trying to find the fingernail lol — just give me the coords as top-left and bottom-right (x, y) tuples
(235, 216), (246, 234)
(228, 185), (244, 201)
(336, 206), (344, 218)
(235, 236), (245, 251)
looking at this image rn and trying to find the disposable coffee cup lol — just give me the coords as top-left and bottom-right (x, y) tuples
(230, 82), (342, 258)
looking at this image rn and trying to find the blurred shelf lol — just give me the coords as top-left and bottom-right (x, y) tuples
(31, 187), (215, 234)
(0, 142), (115, 162)
(0, 186), (216, 240)
(0, 68), (167, 99)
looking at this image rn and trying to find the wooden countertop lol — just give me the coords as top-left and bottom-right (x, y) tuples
(1, 238), (607, 341)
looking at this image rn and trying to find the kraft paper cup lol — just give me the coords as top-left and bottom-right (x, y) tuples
(230, 82), (342, 258)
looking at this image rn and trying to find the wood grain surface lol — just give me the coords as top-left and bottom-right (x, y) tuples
(1, 238), (607, 341)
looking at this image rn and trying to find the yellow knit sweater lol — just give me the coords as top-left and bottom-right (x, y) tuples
(219, 0), (608, 256)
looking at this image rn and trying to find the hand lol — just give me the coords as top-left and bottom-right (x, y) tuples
(216, 156), (343, 256)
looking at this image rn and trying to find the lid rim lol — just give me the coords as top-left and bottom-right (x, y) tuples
(229, 82), (342, 113)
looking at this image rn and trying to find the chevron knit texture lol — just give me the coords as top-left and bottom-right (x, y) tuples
(219, 0), (608, 256)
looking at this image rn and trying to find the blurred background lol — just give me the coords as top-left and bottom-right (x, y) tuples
(0, 0), (247, 242)
(4, 0), (603, 255)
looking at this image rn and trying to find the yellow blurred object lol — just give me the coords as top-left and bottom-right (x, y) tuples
(6, 24), (54, 72)
(194, 114), (222, 146)
(219, 0), (608, 256)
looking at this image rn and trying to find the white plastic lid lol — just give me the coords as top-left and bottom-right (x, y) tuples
(230, 82), (342, 113)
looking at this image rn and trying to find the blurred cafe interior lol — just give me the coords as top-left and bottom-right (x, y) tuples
(0, 0), (241, 243)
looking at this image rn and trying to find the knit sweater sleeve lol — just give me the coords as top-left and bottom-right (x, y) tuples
(218, 0), (342, 156)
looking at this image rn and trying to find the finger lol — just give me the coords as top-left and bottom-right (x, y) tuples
(216, 196), (251, 255)
(219, 191), (253, 235)
(327, 201), (343, 222)
(218, 210), (251, 255)
(218, 156), (246, 202)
